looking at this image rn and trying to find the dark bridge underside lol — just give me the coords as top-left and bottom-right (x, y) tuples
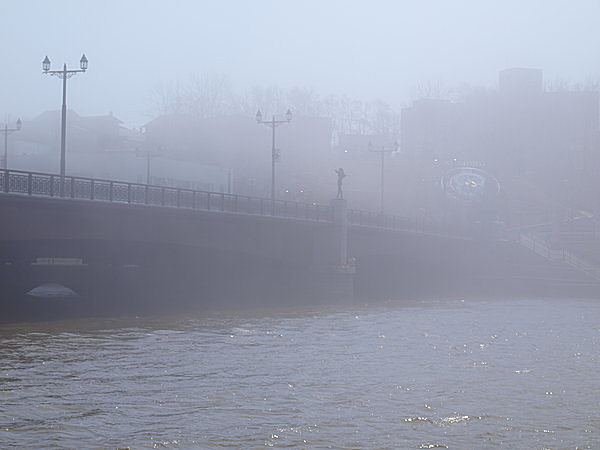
(0, 238), (346, 321)
(3, 232), (594, 322)
(0, 194), (350, 321)
(1, 194), (597, 322)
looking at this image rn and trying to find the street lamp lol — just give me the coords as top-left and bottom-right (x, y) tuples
(256, 108), (292, 204)
(1, 118), (22, 169)
(136, 148), (161, 184)
(42, 53), (88, 196)
(368, 140), (400, 214)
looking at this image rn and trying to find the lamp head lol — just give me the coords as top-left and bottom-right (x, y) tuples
(42, 56), (51, 72)
(286, 108), (292, 122)
(255, 109), (262, 123)
(80, 54), (88, 71)
(16, 119), (22, 130)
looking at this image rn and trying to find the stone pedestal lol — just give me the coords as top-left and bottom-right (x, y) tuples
(310, 199), (355, 301)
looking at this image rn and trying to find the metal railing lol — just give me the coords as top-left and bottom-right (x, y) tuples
(518, 232), (600, 280)
(347, 208), (473, 236)
(0, 169), (332, 222)
(348, 209), (406, 229)
(0, 168), (470, 235)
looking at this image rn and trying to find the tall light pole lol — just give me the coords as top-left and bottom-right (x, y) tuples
(1, 118), (22, 169)
(42, 53), (88, 196)
(256, 108), (292, 205)
(368, 140), (399, 214)
(136, 148), (161, 184)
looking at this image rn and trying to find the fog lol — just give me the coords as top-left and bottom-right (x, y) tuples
(2, 0), (600, 126)
(0, 1), (599, 221)
(2, 0), (600, 306)
(4, 5), (600, 444)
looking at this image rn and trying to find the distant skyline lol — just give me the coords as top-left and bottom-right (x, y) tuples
(2, 0), (599, 127)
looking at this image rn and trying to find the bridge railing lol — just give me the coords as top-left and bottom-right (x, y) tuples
(347, 208), (472, 236)
(0, 169), (332, 222)
(348, 209), (414, 230)
(1, 168), (470, 235)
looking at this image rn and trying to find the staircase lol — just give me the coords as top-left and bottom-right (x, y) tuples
(517, 230), (600, 282)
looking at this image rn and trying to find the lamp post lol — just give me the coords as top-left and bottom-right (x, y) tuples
(136, 148), (161, 184)
(368, 140), (399, 214)
(42, 53), (88, 196)
(1, 118), (22, 169)
(256, 108), (292, 205)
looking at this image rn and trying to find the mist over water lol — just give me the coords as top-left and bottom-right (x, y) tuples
(1, 298), (599, 448)
(2, 1), (600, 448)
(3, 0), (600, 126)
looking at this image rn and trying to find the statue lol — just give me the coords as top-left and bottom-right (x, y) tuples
(335, 168), (346, 199)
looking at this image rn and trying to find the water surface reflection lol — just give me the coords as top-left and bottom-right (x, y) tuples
(1, 298), (599, 448)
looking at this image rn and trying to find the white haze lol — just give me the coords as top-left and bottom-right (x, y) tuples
(1, 0), (600, 127)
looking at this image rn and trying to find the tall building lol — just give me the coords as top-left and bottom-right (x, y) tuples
(400, 69), (600, 222)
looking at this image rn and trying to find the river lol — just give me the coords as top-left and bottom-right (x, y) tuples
(1, 297), (599, 448)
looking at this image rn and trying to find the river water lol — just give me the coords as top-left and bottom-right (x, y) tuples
(1, 297), (599, 449)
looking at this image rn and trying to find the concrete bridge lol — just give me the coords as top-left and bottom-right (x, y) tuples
(0, 169), (587, 321)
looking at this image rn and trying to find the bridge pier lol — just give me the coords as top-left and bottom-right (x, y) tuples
(310, 199), (355, 301)
(332, 198), (349, 268)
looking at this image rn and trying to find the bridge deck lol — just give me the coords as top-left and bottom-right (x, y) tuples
(0, 168), (450, 233)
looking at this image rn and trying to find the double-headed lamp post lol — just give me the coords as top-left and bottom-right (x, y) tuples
(256, 108), (292, 204)
(368, 140), (400, 214)
(42, 53), (88, 195)
(2, 118), (22, 169)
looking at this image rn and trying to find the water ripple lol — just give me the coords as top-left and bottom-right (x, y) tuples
(1, 298), (599, 448)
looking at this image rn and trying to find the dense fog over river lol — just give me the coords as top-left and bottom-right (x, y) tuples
(1, 298), (599, 448)
(2, 2), (600, 448)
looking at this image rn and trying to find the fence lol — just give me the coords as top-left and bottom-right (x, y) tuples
(0, 168), (467, 235)
(518, 232), (600, 280)
(0, 169), (332, 222)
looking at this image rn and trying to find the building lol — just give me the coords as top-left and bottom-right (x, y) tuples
(12, 110), (228, 191)
(143, 114), (334, 201)
(400, 68), (600, 224)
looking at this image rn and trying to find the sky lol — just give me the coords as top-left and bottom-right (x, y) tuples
(1, 0), (600, 127)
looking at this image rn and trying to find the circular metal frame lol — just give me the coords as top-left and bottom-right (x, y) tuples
(441, 167), (500, 202)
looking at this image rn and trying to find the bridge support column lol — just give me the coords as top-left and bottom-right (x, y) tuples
(311, 199), (355, 301)
(331, 198), (349, 268)
(550, 208), (561, 247)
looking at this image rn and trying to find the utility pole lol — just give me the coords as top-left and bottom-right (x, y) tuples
(136, 148), (160, 184)
(1, 118), (22, 169)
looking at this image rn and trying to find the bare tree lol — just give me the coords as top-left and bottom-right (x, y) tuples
(584, 78), (600, 91)
(151, 81), (186, 116)
(545, 78), (572, 92)
(412, 80), (446, 100)
(287, 87), (320, 116)
(151, 73), (237, 118)
(185, 73), (236, 118)
(149, 75), (403, 138)
(371, 99), (399, 137)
